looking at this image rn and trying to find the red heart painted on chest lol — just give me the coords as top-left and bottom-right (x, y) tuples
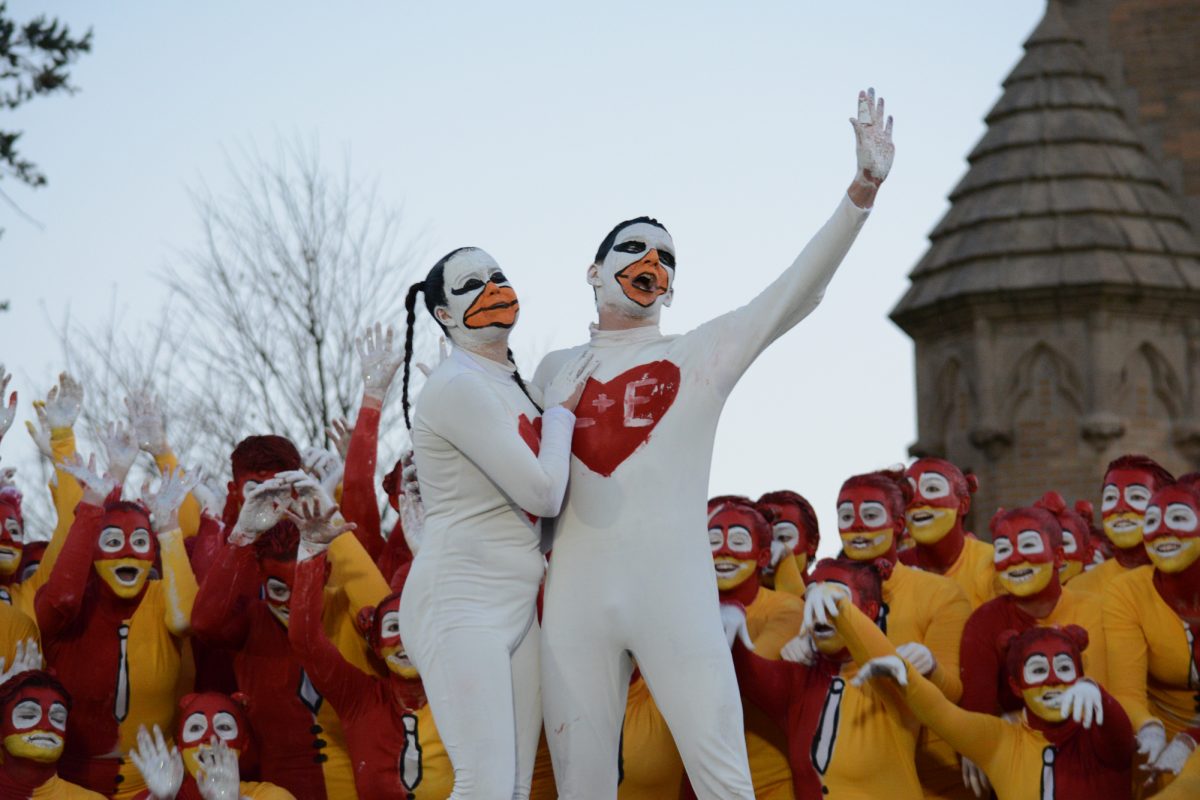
(571, 360), (681, 477)
(518, 414), (542, 523)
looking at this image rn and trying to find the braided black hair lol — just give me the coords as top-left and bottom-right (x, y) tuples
(402, 247), (541, 428)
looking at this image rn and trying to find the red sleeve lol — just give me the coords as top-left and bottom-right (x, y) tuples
(731, 638), (795, 730)
(342, 405), (384, 561)
(191, 543), (258, 649)
(1085, 686), (1135, 765)
(377, 518), (413, 585)
(34, 502), (103, 639)
(187, 514), (227, 584)
(288, 554), (373, 714)
(959, 603), (1005, 714)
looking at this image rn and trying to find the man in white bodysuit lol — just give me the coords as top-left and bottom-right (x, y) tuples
(532, 89), (894, 799)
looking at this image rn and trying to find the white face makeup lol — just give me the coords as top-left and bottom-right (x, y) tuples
(182, 712), (208, 744)
(589, 222), (676, 320)
(212, 712), (238, 741)
(1052, 653), (1077, 683)
(11, 700), (41, 730)
(917, 472), (950, 500)
(381, 610), (401, 639)
(773, 521), (800, 551)
(4, 518), (21, 543)
(97, 527), (152, 556)
(1102, 483), (1151, 512)
(265, 578), (291, 605)
(1061, 530), (1078, 555)
(1016, 530), (1046, 557)
(435, 249), (519, 349)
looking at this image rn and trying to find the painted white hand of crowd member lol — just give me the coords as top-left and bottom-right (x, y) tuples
(768, 540), (791, 570)
(126, 394), (169, 456)
(191, 479), (225, 519)
(0, 638), (42, 685)
(196, 739), (242, 800)
(850, 87), (894, 186)
(101, 420), (140, 487)
(277, 469), (335, 513)
(801, 581), (849, 634)
(25, 403), (53, 461)
(287, 498), (356, 561)
(544, 352), (600, 413)
(1147, 732), (1197, 779)
(850, 655), (908, 688)
(961, 757), (991, 799)
(0, 366), (16, 441)
(359, 322), (404, 403)
(129, 724), (184, 800)
(719, 603), (755, 651)
(62, 453), (118, 505)
(397, 450), (425, 554)
(142, 467), (202, 534)
(896, 642), (936, 676)
(41, 372), (84, 430)
(228, 478), (294, 546)
(327, 418), (351, 462)
(1137, 721), (1168, 764)
(1058, 679), (1103, 728)
(0, 458), (16, 489)
(302, 447), (343, 500)
(780, 633), (817, 666)
(415, 336), (450, 379)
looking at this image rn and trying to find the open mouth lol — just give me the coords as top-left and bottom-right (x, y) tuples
(386, 652), (413, 669)
(0, 547), (18, 562)
(812, 623), (835, 639)
(1152, 541), (1182, 555)
(1005, 567), (1035, 583)
(115, 566), (142, 585)
(1039, 689), (1063, 707)
(910, 511), (935, 525)
(714, 562), (740, 576)
(630, 272), (658, 293)
(847, 535), (879, 550)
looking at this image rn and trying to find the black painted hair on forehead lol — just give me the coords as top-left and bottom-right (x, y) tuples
(422, 246), (479, 328)
(594, 217), (670, 265)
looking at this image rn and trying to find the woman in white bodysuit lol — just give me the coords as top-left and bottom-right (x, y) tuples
(397, 246), (593, 800)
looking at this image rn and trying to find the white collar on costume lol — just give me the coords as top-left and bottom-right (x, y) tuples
(587, 322), (664, 348)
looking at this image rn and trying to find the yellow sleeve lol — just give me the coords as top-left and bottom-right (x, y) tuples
(0, 604), (39, 662)
(1103, 577), (1155, 729)
(327, 531), (390, 611)
(1077, 596), (1108, 689)
(154, 450), (201, 540)
(242, 781), (298, 799)
(774, 553), (806, 598)
(748, 593), (804, 660)
(157, 528), (198, 636)
(922, 580), (970, 702)
(20, 428), (83, 604)
(899, 663), (1010, 770)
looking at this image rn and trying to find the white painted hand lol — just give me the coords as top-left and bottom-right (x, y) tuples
(326, 418), (351, 461)
(229, 477), (293, 546)
(129, 724), (184, 800)
(1058, 679), (1103, 728)
(780, 633), (817, 666)
(302, 448), (343, 501)
(359, 323), (404, 403)
(195, 738), (241, 800)
(24, 403), (53, 461)
(101, 420), (140, 486)
(769, 540), (790, 569)
(850, 655), (908, 688)
(126, 394), (169, 456)
(285, 498), (356, 551)
(896, 642), (936, 676)
(415, 336), (450, 379)
(1137, 721), (1168, 764)
(41, 372), (83, 430)
(398, 449), (424, 555)
(61, 453), (118, 505)
(192, 479), (225, 518)
(801, 581), (849, 634)
(0, 638), (43, 686)
(0, 366), (16, 440)
(142, 467), (202, 534)
(961, 757), (991, 799)
(544, 352), (599, 413)
(1147, 733), (1196, 778)
(719, 603), (754, 650)
(850, 87), (894, 185)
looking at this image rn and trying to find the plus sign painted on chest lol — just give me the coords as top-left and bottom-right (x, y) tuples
(571, 360), (681, 477)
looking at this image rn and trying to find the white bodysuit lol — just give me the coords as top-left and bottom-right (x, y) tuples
(533, 195), (869, 799)
(400, 347), (575, 800)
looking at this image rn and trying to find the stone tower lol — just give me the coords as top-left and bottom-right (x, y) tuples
(890, 0), (1200, 525)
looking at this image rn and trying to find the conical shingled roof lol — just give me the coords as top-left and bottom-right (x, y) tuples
(891, 0), (1200, 325)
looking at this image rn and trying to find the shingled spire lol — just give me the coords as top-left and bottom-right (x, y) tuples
(890, 0), (1200, 527)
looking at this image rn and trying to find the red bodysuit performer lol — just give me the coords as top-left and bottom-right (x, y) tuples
(755, 491), (819, 596)
(0, 669), (105, 799)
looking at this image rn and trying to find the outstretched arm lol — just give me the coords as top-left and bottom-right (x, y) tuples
(342, 405), (384, 560)
(35, 501), (103, 639)
(730, 637), (795, 731)
(128, 394), (202, 539)
(143, 467), (202, 636)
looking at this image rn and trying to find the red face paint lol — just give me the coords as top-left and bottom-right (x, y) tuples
(1143, 485), (1200, 574)
(708, 504), (768, 591)
(2, 685), (68, 763)
(92, 507), (156, 599)
(259, 558), (296, 628)
(1100, 467), (1157, 549)
(759, 501), (814, 558)
(176, 693), (249, 777)
(991, 510), (1060, 598)
(836, 484), (897, 560)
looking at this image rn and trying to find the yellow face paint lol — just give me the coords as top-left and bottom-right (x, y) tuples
(1146, 536), (1200, 574)
(181, 745), (242, 779)
(839, 529), (894, 561)
(1022, 684), (1073, 723)
(93, 558), (150, 599)
(1103, 511), (1145, 550)
(713, 556), (758, 591)
(1058, 559), (1085, 584)
(905, 505), (957, 545)
(4, 730), (64, 762)
(998, 560), (1055, 597)
(380, 644), (420, 680)
(811, 625), (847, 656)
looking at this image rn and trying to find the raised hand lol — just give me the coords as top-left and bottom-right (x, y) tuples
(359, 322), (404, 405)
(42, 372), (84, 431)
(850, 87), (894, 187)
(101, 420), (140, 487)
(0, 366), (16, 441)
(286, 498), (356, 557)
(416, 336), (450, 378)
(142, 467), (202, 534)
(719, 603), (754, 650)
(302, 447), (343, 501)
(801, 581), (850, 634)
(191, 479), (226, 519)
(397, 450), (425, 555)
(229, 477), (294, 546)
(780, 633), (817, 666)
(126, 394), (170, 456)
(896, 642), (936, 677)
(1147, 732), (1197, 779)
(195, 738), (241, 800)
(128, 724), (184, 800)
(1057, 679), (1103, 728)
(25, 404), (53, 461)
(61, 453), (118, 505)
(544, 351), (600, 413)
(327, 418), (352, 461)
(1137, 721), (1168, 764)
(849, 655), (908, 688)
(0, 637), (42, 686)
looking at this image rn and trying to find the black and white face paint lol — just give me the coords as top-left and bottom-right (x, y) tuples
(435, 249), (520, 348)
(588, 223), (675, 320)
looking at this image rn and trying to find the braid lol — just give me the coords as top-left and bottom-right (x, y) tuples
(401, 282), (424, 429)
(508, 348), (543, 414)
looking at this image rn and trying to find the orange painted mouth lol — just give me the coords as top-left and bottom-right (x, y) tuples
(464, 283), (519, 329)
(615, 252), (671, 307)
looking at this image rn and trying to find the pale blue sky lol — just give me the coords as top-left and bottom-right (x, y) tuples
(2, 1), (1046, 554)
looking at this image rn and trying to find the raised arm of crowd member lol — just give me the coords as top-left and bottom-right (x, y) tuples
(340, 322), (406, 562)
(126, 394), (202, 540)
(1103, 479), (1200, 784)
(375, 457), (416, 586)
(0, 366), (16, 445)
(851, 623), (1134, 800)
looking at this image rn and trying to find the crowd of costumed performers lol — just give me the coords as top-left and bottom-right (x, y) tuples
(3, 88), (1199, 800)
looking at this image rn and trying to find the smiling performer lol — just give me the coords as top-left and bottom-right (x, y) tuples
(851, 622), (1133, 800)
(398, 248), (594, 800)
(707, 496), (801, 799)
(35, 458), (198, 799)
(0, 669), (105, 799)
(831, 470), (972, 800)
(1045, 495), (1098, 587)
(533, 88), (891, 799)
(1071, 455), (1174, 597)
(903, 458), (998, 609)
(756, 490), (820, 595)
(1104, 480), (1200, 788)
